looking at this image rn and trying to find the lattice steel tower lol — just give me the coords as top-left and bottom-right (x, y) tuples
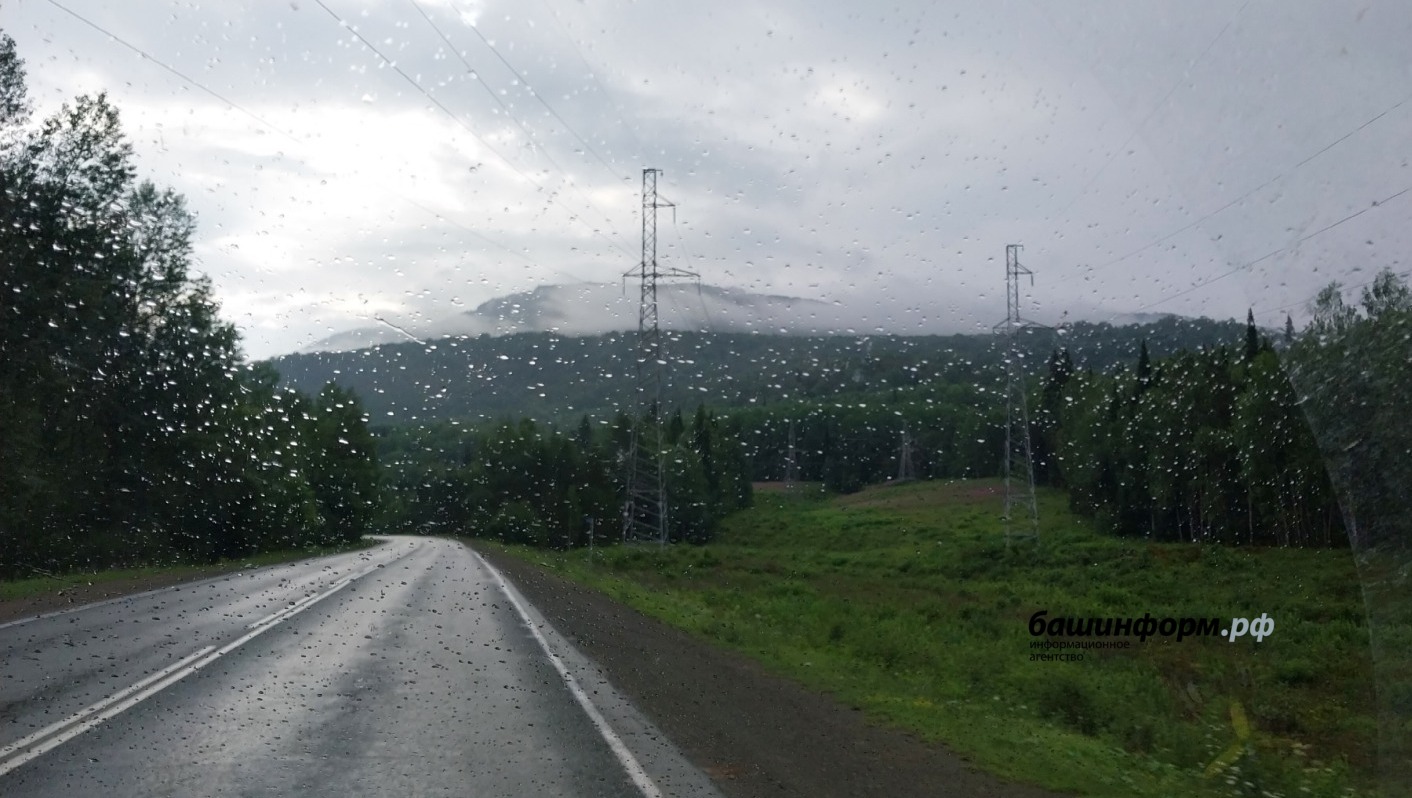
(622, 168), (697, 544)
(896, 427), (916, 483)
(784, 418), (800, 487)
(993, 244), (1040, 545)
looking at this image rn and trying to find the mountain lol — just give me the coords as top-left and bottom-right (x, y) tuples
(267, 316), (1253, 427)
(297, 281), (1191, 357)
(298, 283), (858, 354)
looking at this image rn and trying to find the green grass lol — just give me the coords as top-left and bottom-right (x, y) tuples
(491, 480), (1376, 798)
(0, 538), (381, 603)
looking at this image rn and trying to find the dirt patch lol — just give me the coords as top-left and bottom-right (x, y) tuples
(475, 545), (1066, 798)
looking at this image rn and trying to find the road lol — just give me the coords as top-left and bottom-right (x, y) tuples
(0, 536), (721, 797)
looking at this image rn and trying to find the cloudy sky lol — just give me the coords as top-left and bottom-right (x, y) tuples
(6, 0), (1410, 358)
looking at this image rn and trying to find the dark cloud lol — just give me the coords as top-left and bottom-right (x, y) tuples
(6, 1), (1408, 357)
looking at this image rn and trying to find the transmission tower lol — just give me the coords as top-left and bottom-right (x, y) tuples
(621, 168), (698, 544)
(896, 426), (916, 483)
(784, 418), (800, 488)
(993, 244), (1040, 545)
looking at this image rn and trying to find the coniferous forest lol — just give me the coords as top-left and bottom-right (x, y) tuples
(704, 277), (1412, 551)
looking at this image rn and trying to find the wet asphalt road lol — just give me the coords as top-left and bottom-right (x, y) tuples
(0, 536), (719, 797)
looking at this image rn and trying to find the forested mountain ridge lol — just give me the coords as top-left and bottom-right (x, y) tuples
(270, 315), (1253, 425)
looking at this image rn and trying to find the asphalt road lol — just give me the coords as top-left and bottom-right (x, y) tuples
(0, 536), (721, 797)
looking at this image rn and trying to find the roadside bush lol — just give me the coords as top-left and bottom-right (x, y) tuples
(1032, 671), (1108, 736)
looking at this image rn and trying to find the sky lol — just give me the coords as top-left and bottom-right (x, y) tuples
(5, 0), (1410, 359)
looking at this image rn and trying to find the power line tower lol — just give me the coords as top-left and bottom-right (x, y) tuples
(784, 418), (800, 488)
(621, 168), (698, 544)
(993, 244), (1040, 546)
(896, 426), (916, 483)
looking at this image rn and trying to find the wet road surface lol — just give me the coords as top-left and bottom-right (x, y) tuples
(0, 536), (719, 797)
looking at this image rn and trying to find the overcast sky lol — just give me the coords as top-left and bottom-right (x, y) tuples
(5, 0), (1410, 358)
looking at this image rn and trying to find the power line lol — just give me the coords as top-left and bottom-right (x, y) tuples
(670, 210), (717, 332)
(1133, 184), (1412, 313)
(536, 0), (650, 161)
(313, 0), (523, 176)
(1052, 2), (1248, 227)
(311, 0), (634, 260)
(403, 0), (635, 260)
(45, 0), (299, 147)
(1256, 269), (1412, 317)
(47, 0), (609, 313)
(1095, 86), (1412, 272)
(445, 0), (632, 184)
(44, 0), (546, 270)
(405, 0), (548, 153)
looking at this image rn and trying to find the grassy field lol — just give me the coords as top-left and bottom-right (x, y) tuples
(494, 480), (1376, 798)
(0, 538), (380, 604)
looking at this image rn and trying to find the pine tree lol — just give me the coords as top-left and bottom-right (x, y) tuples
(307, 384), (383, 544)
(575, 414), (594, 450)
(1135, 340), (1153, 396)
(1245, 309), (1260, 361)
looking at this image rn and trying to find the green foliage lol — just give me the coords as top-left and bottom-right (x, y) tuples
(501, 480), (1377, 797)
(1292, 271), (1412, 553)
(270, 317), (1252, 425)
(0, 35), (381, 575)
(382, 405), (751, 547)
(727, 379), (1004, 488)
(1287, 270), (1412, 785)
(306, 384), (382, 543)
(1053, 340), (1344, 547)
(723, 314), (1351, 551)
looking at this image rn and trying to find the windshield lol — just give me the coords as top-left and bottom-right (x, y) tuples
(2, 2), (1408, 797)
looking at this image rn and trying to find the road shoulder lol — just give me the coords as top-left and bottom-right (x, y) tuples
(474, 544), (1066, 798)
(0, 571), (231, 626)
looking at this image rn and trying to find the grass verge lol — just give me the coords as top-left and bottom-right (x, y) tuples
(0, 537), (380, 605)
(488, 480), (1375, 798)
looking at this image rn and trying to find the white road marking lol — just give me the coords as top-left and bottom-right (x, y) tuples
(0, 645), (215, 766)
(245, 577), (349, 629)
(473, 550), (665, 798)
(0, 546), (413, 778)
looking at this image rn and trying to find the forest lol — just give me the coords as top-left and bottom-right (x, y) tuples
(0, 36), (381, 576)
(379, 407), (752, 546)
(368, 295), (1390, 552)
(726, 276), (1412, 550)
(271, 316), (1251, 424)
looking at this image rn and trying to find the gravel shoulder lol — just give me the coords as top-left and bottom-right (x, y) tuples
(475, 544), (1068, 798)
